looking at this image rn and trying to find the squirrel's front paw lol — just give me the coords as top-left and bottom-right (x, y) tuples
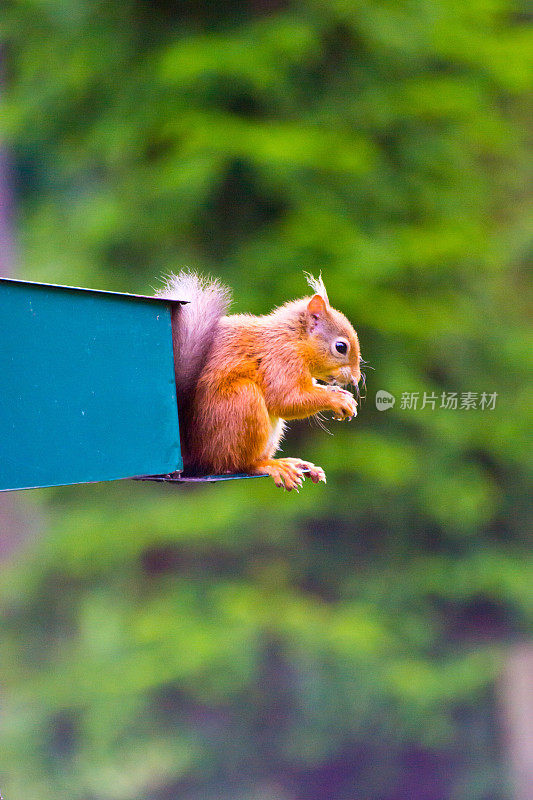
(329, 390), (357, 420)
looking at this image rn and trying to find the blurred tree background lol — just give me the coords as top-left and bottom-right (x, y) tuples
(1, 1), (532, 798)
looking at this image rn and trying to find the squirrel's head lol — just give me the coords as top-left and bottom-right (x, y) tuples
(303, 273), (361, 388)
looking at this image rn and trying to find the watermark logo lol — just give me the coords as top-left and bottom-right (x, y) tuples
(376, 390), (396, 411)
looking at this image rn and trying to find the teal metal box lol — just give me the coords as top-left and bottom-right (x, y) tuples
(0, 278), (183, 491)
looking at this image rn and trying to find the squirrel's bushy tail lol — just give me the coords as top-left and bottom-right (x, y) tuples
(157, 271), (231, 425)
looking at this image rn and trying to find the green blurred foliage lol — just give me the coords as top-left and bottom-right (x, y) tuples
(1, 0), (532, 798)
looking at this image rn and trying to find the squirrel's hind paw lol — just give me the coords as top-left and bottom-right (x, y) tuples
(283, 458), (326, 485)
(254, 458), (326, 490)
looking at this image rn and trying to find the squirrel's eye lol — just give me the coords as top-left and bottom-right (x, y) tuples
(334, 339), (349, 356)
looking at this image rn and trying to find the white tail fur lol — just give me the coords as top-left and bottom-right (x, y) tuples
(157, 271), (231, 416)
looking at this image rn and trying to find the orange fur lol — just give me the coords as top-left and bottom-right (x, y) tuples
(180, 287), (361, 490)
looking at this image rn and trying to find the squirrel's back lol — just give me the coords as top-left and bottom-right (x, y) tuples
(157, 271), (231, 454)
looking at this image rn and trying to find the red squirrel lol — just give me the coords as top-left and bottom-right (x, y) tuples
(158, 273), (361, 490)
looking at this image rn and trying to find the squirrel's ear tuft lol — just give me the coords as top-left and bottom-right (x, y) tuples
(303, 271), (329, 305)
(307, 293), (327, 320)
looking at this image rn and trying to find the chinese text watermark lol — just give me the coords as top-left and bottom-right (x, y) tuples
(376, 391), (497, 411)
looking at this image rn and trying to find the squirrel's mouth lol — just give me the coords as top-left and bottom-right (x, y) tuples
(313, 375), (345, 387)
(328, 367), (357, 387)
(315, 368), (361, 392)
(323, 367), (365, 400)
